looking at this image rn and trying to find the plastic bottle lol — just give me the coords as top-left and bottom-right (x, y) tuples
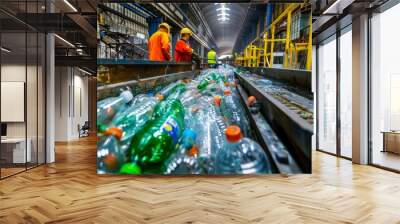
(119, 162), (141, 174)
(215, 125), (271, 174)
(166, 83), (186, 100)
(220, 89), (251, 137)
(97, 127), (125, 174)
(163, 129), (201, 174)
(180, 88), (201, 107)
(111, 98), (159, 151)
(197, 79), (210, 91)
(97, 89), (133, 125)
(247, 96), (261, 114)
(152, 99), (185, 119)
(155, 81), (185, 100)
(129, 100), (185, 168)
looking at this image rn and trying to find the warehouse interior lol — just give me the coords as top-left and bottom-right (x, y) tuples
(0, 0), (399, 222)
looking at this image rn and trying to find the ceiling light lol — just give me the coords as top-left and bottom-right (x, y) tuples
(63, 0), (78, 12)
(218, 17), (230, 21)
(1, 47), (11, 53)
(54, 34), (75, 48)
(217, 7), (230, 11)
(218, 13), (230, 17)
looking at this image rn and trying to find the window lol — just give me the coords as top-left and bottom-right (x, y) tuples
(370, 3), (400, 171)
(339, 27), (352, 158)
(317, 35), (337, 154)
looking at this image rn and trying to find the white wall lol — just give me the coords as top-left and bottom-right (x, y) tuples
(54, 67), (89, 141)
(1, 63), (46, 163)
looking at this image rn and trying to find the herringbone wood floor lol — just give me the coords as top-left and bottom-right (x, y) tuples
(1, 137), (400, 224)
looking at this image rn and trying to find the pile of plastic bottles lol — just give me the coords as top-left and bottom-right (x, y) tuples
(97, 66), (272, 175)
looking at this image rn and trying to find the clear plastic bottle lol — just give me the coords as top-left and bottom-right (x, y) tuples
(97, 89), (133, 125)
(111, 98), (159, 152)
(155, 81), (185, 100)
(163, 129), (201, 174)
(215, 125), (271, 174)
(220, 89), (251, 137)
(185, 96), (219, 174)
(97, 127), (125, 174)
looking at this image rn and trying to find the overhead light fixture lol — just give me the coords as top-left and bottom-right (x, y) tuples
(218, 17), (230, 21)
(78, 67), (93, 76)
(1, 47), (11, 53)
(218, 13), (230, 17)
(216, 3), (230, 11)
(63, 0), (78, 12)
(217, 7), (230, 11)
(54, 34), (75, 48)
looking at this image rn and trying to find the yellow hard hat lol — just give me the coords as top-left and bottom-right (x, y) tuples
(159, 22), (170, 32)
(180, 27), (192, 36)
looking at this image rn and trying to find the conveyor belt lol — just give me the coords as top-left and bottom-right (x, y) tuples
(236, 85), (302, 174)
(236, 72), (312, 173)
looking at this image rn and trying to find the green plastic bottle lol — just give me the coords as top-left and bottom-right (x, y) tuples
(129, 100), (185, 168)
(152, 99), (185, 119)
(197, 79), (210, 91)
(119, 162), (141, 174)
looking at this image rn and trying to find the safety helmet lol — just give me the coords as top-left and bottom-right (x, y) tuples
(158, 22), (170, 32)
(180, 27), (192, 36)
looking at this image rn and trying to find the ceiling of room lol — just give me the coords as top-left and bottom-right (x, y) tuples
(198, 3), (249, 56)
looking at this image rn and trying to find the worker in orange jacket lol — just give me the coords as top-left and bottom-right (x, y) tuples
(174, 27), (193, 62)
(148, 23), (171, 61)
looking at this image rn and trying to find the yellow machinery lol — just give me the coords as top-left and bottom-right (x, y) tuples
(236, 3), (312, 71)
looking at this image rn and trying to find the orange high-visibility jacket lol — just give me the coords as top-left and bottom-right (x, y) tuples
(148, 30), (171, 61)
(174, 39), (192, 62)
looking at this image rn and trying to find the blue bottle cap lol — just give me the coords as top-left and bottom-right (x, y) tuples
(183, 129), (197, 141)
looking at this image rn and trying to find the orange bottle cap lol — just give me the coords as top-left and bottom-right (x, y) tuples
(225, 125), (242, 142)
(214, 95), (222, 106)
(104, 127), (123, 140)
(187, 145), (198, 157)
(155, 93), (164, 101)
(103, 154), (118, 170)
(247, 96), (256, 106)
(223, 89), (231, 95)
